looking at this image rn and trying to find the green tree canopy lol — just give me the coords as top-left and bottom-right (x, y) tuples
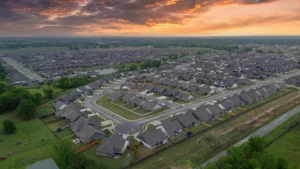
(33, 92), (42, 105)
(43, 88), (53, 99)
(2, 119), (16, 134)
(17, 98), (36, 119)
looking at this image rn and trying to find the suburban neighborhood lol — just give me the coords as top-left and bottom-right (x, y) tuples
(1, 37), (300, 169)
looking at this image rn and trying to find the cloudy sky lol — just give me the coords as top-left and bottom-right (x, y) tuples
(0, 0), (299, 37)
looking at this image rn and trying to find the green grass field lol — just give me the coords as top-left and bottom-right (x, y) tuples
(95, 94), (141, 120)
(27, 85), (65, 98)
(264, 112), (300, 169)
(90, 115), (106, 122)
(0, 47), (69, 54)
(0, 111), (60, 169)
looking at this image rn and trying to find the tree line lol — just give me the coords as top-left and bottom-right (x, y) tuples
(55, 140), (108, 169)
(116, 60), (162, 72)
(57, 75), (99, 90)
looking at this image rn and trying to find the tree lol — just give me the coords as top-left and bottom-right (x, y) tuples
(0, 72), (6, 80)
(33, 92), (42, 105)
(128, 64), (138, 71)
(43, 88), (53, 99)
(2, 120), (16, 134)
(17, 98), (36, 119)
(277, 158), (289, 169)
(259, 152), (277, 169)
(256, 49), (264, 55)
(248, 136), (265, 154)
(268, 50), (275, 54)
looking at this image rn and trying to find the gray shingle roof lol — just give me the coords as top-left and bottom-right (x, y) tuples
(137, 130), (168, 147)
(96, 134), (128, 156)
(173, 112), (198, 127)
(160, 119), (182, 137)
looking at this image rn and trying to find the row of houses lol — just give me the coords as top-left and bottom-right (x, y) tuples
(179, 54), (299, 80)
(285, 75), (300, 86)
(110, 92), (163, 112)
(53, 101), (105, 144)
(54, 100), (131, 158)
(2, 62), (40, 86)
(135, 83), (285, 149)
(143, 83), (213, 101)
(155, 70), (252, 89)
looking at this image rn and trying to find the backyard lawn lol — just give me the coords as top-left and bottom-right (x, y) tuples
(0, 111), (59, 169)
(82, 145), (136, 169)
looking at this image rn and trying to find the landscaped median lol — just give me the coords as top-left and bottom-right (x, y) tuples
(94, 94), (171, 121)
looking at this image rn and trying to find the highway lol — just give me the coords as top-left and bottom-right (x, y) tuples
(1, 57), (45, 82)
(200, 105), (300, 168)
(84, 70), (300, 134)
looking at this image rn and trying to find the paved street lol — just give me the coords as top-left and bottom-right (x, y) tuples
(1, 57), (45, 82)
(84, 70), (300, 134)
(200, 105), (300, 168)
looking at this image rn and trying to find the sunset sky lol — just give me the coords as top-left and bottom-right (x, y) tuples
(0, 0), (300, 37)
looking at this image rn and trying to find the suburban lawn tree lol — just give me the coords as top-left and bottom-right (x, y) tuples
(43, 88), (53, 99)
(33, 92), (42, 105)
(2, 120), (16, 134)
(17, 98), (37, 119)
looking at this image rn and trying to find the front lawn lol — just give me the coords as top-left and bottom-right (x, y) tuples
(95, 94), (141, 120)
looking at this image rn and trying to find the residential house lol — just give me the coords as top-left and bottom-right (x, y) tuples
(142, 100), (162, 112)
(173, 112), (199, 128)
(157, 119), (183, 138)
(96, 134), (129, 158)
(192, 108), (213, 122)
(176, 91), (194, 101)
(71, 117), (105, 144)
(136, 130), (168, 149)
(109, 92), (125, 101)
(122, 93), (136, 104)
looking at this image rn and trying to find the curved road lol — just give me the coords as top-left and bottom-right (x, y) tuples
(85, 70), (300, 135)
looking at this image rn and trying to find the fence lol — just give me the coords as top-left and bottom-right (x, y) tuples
(122, 88), (298, 168)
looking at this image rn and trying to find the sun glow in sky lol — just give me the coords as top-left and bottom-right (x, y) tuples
(0, 0), (299, 37)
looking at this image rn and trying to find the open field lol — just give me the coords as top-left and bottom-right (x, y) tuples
(0, 111), (60, 169)
(129, 89), (300, 169)
(95, 94), (171, 120)
(0, 47), (69, 54)
(264, 112), (300, 169)
(27, 85), (65, 98)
